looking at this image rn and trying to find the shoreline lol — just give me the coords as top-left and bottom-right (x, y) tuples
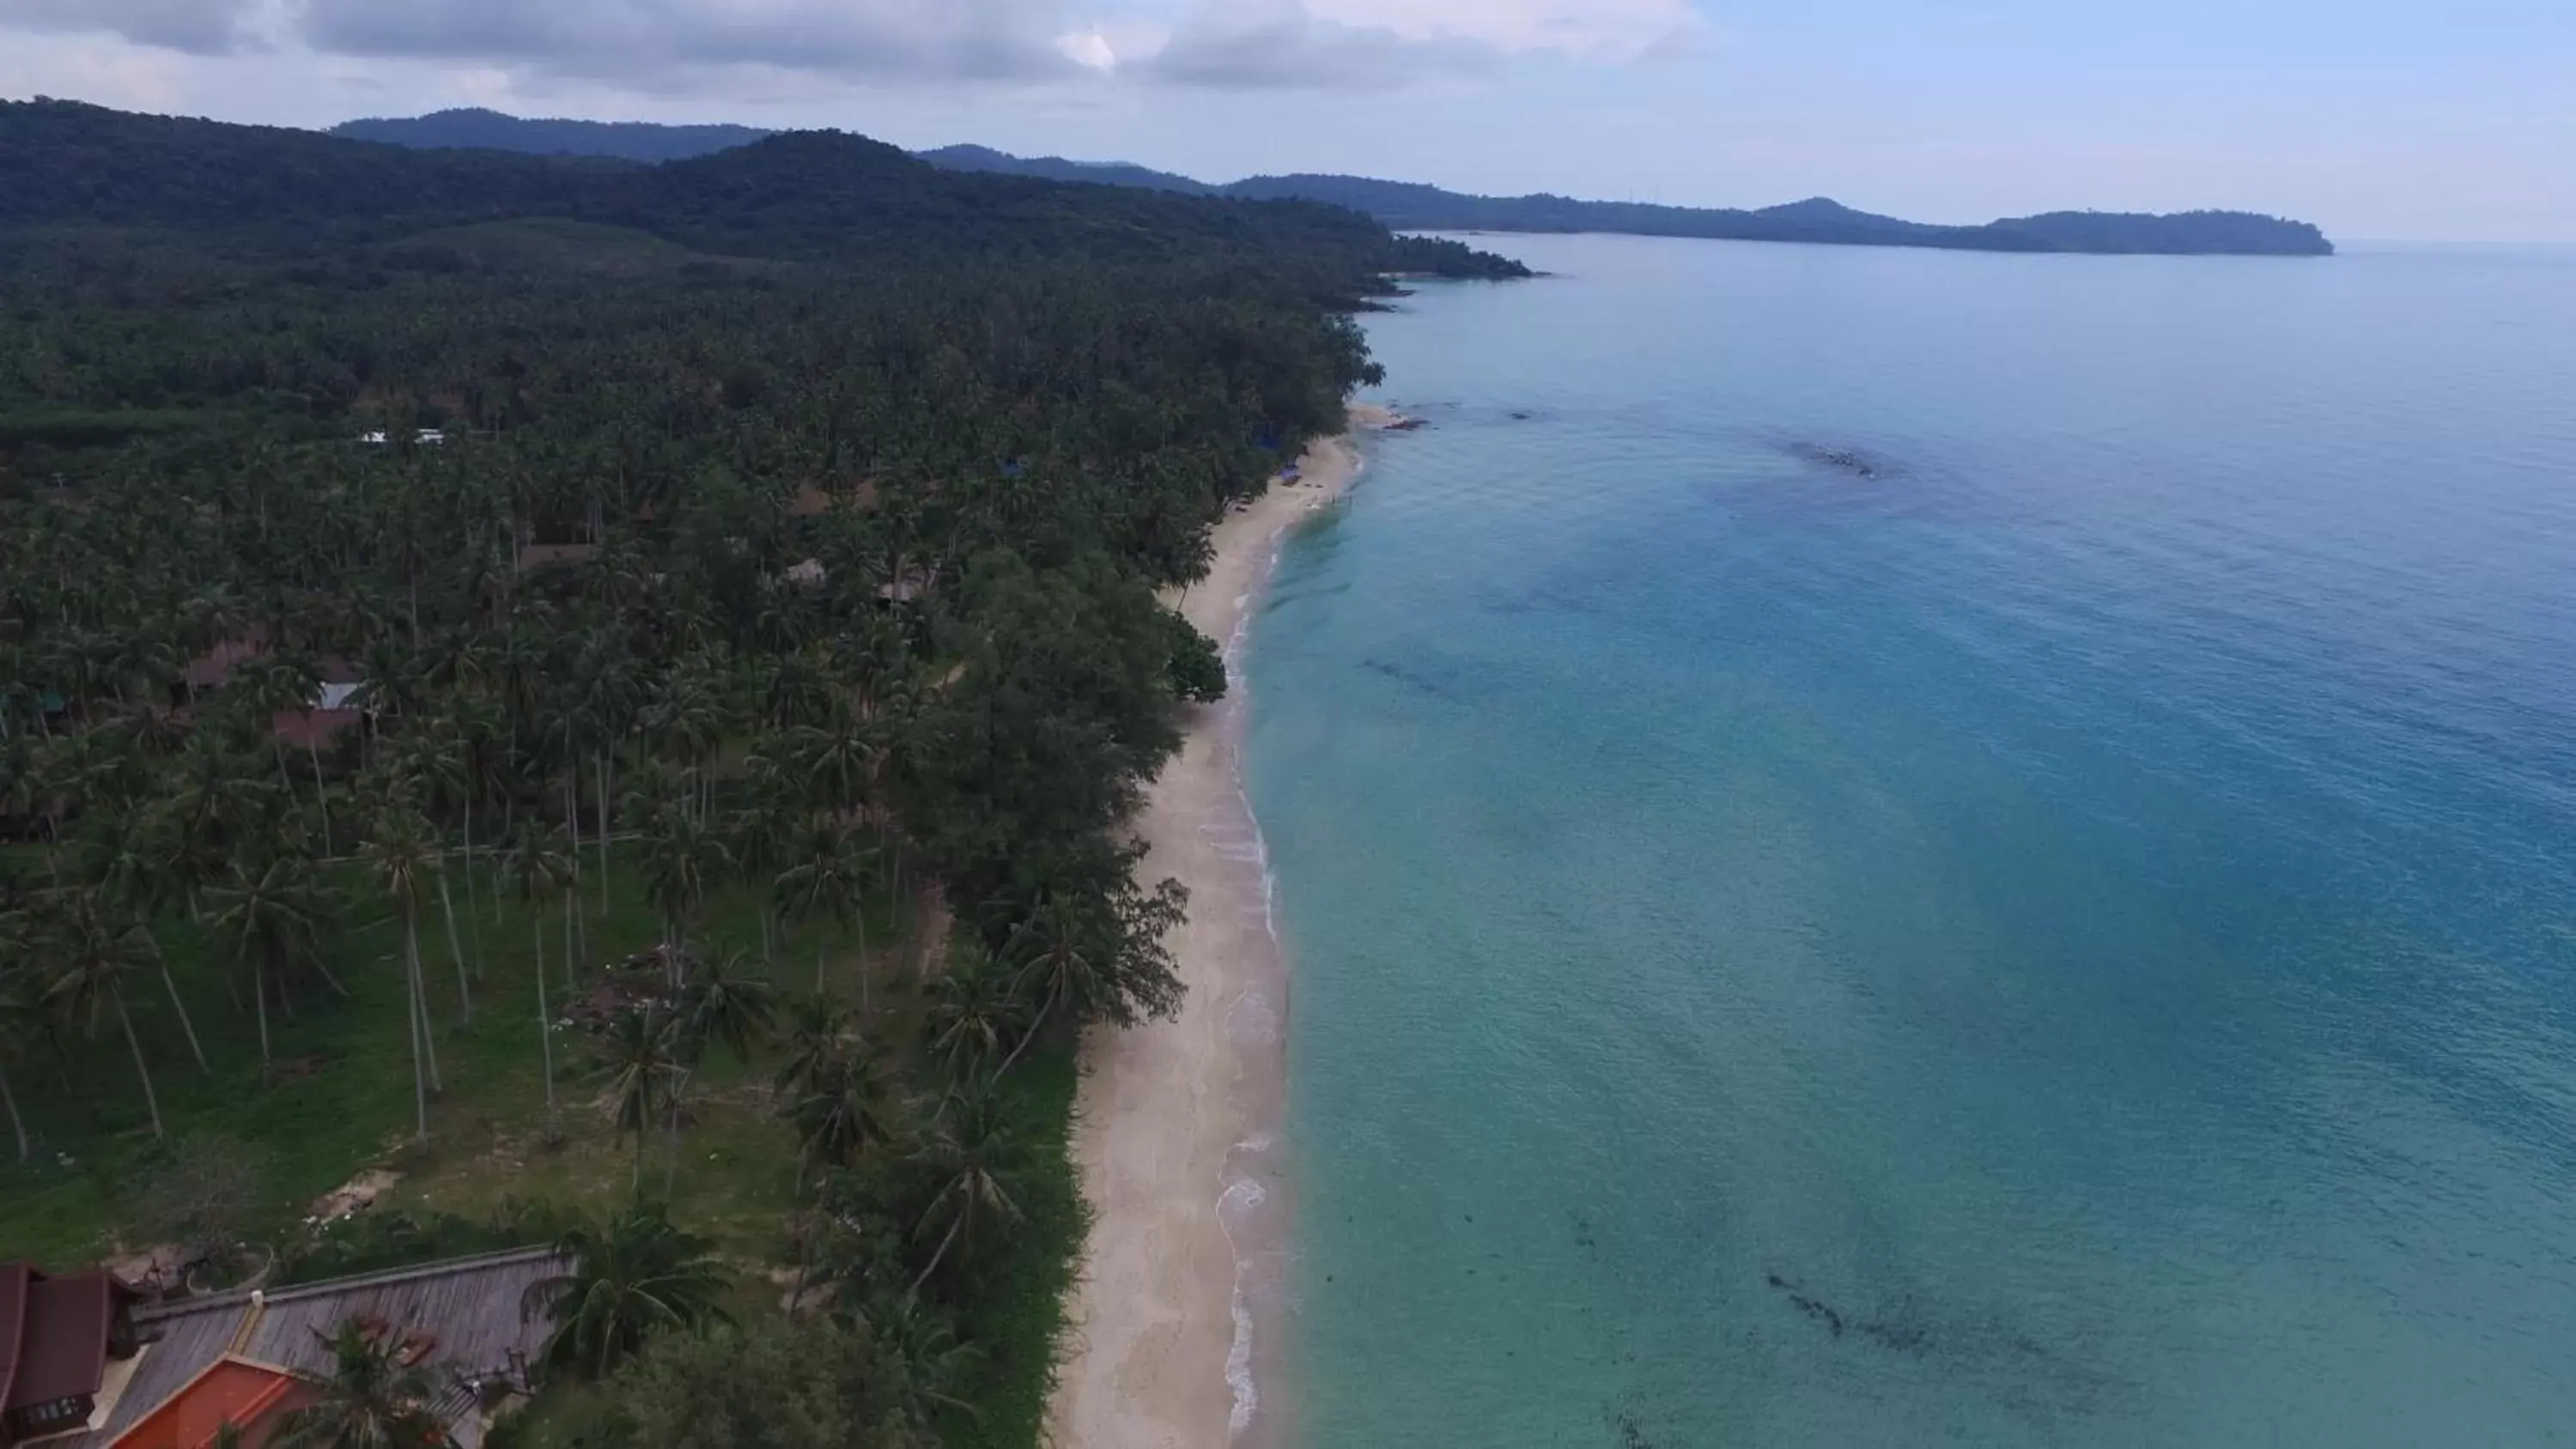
(1047, 413), (1385, 1448)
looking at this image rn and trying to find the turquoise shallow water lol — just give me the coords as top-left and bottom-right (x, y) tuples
(1246, 235), (2576, 1446)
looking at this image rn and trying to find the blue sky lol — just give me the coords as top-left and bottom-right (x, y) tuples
(1, 0), (2569, 241)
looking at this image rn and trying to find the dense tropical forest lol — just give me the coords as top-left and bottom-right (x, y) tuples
(0, 99), (1522, 1446)
(336, 107), (2337, 257)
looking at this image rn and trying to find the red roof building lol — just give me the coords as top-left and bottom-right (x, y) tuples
(179, 634), (269, 693)
(105, 1357), (310, 1449)
(268, 709), (363, 752)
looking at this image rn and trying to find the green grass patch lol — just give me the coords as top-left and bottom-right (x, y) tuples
(0, 842), (905, 1270)
(3, 843), (1084, 1449)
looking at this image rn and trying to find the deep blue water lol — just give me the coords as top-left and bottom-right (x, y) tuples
(1246, 234), (2576, 1446)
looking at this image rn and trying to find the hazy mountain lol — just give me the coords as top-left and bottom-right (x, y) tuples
(915, 144), (1215, 197)
(334, 107), (773, 163)
(1220, 176), (2334, 256)
(7, 100), (1528, 285)
(331, 110), (2335, 258)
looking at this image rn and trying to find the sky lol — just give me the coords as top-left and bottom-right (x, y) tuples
(2, 0), (2572, 243)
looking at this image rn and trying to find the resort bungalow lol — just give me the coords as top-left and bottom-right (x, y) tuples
(2, 1248), (566, 1449)
(173, 638), (367, 749)
(0, 1264), (142, 1445)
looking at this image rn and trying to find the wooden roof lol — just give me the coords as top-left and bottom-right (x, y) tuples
(2, 1268), (135, 1415)
(238, 1249), (562, 1386)
(70, 1249), (568, 1449)
(0, 1263), (27, 1422)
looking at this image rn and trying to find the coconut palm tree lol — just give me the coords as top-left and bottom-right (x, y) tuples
(234, 653), (320, 795)
(386, 732), (475, 1025)
(907, 1082), (1024, 1299)
(266, 1319), (449, 1449)
(71, 803), (214, 1076)
(359, 805), (441, 1145)
(771, 991), (853, 1100)
(598, 1005), (684, 1193)
(785, 1040), (900, 1188)
(205, 853), (337, 1073)
(995, 889), (1103, 1080)
(43, 889), (168, 1138)
(498, 826), (574, 1136)
(921, 942), (1025, 1086)
(519, 1206), (732, 1380)
(726, 768), (799, 967)
(0, 958), (39, 1163)
(635, 790), (730, 989)
(675, 951), (775, 1068)
(775, 817), (871, 998)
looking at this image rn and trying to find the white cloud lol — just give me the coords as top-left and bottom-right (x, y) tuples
(291, 0), (1084, 84)
(0, 0), (262, 54)
(1304, 0), (1705, 59)
(0, 0), (1717, 113)
(0, 29), (192, 106)
(1056, 27), (1119, 71)
(1138, 1), (1491, 88)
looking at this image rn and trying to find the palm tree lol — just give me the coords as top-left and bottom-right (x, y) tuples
(908, 1082), (1025, 1299)
(772, 991), (853, 1100)
(389, 733), (475, 1025)
(251, 651), (336, 850)
(598, 1006), (684, 1192)
(74, 803), (215, 1076)
(640, 664), (726, 821)
(206, 853), (337, 1073)
(359, 806), (441, 1145)
(996, 889), (1103, 1079)
(266, 1319), (448, 1449)
(43, 890), (167, 1138)
(675, 952), (775, 1068)
(434, 700), (508, 982)
(498, 827), (574, 1136)
(236, 653), (320, 794)
(789, 707), (878, 822)
(785, 1042), (900, 1187)
(574, 644), (641, 916)
(775, 817), (870, 997)
(855, 1300), (984, 1430)
(636, 793), (730, 988)
(922, 942), (1025, 1086)
(726, 768), (799, 966)
(0, 959), (40, 1163)
(519, 1206), (732, 1380)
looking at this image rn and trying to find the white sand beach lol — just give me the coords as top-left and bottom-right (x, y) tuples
(1047, 419), (1379, 1447)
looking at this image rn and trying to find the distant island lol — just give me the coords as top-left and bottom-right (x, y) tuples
(331, 109), (2336, 258)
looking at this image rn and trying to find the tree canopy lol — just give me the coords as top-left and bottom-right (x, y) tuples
(0, 95), (1522, 1445)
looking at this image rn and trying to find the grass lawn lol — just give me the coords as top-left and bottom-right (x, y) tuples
(0, 840), (1087, 1449)
(0, 842), (903, 1267)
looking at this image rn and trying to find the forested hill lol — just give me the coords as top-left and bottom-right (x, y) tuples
(337, 106), (772, 161)
(331, 107), (2335, 257)
(3, 100), (1527, 281)
(915, 143), (1215, 197)
(0, 96), (1517, 1449)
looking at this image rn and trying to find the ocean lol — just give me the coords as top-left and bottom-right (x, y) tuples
(1242, 233), (2576, 1446)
